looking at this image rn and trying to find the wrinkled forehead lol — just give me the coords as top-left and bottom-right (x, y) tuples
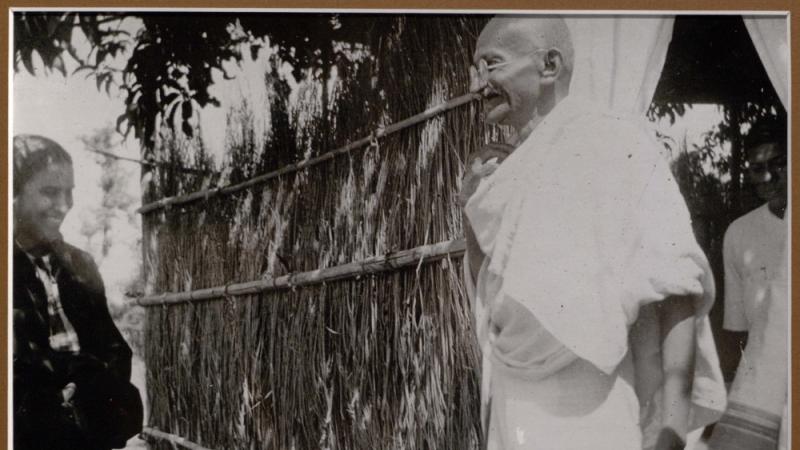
(474, 19), (541, 63)
(747, 142), (785, 163)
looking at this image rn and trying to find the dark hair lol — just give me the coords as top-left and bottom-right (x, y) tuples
(744, 117), (787, 157)
(13, 134), (73, 197)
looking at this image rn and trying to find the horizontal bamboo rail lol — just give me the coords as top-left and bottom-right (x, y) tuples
(137, 92), (481, 214)
(142, 427), (214, 450)
(137, 239), (466, 307)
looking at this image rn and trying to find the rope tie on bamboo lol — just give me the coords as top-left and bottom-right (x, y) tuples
(363, 132), (380, 165)
(223, 283), (234, 305)
(368, 129), (381, 150)
(415, 232), (430, 274)
(204, 186), (221, 202)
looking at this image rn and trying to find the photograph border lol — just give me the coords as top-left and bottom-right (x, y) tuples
(3, 1), (797, 449)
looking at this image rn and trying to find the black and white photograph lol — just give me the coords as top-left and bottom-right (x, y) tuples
(10, 10), (790, 450)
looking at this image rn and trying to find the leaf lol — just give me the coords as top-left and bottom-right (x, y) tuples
(167, 101), (180, 127)
(79, 15), (98, 44)
(163, 79), (184, 93)
(182, 99), (193, 120)
(54, 13), (75, 43)
(181, 119), (193, 138)
(96, 47), (107, 64)
(72, 64), (95, 75)
(45, 16), (60, 37)
(52, 55), (66, 76)
(21, 48), (35, 75)
(163, 92), (179, 106)
(250, 44), (261, 60)
(108, 43), (122, 59)
(115, 113), (128, 133)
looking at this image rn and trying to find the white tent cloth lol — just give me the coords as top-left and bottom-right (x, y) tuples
(565, 16), (675, 115)
(743, 15), (790, 108)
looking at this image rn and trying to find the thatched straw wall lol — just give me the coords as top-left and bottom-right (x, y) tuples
(143, 15), (495, 449)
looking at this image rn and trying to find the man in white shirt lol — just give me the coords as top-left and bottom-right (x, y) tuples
(709, 120), (788, 450)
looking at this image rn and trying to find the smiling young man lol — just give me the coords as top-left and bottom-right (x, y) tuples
(459, 16), (725, 450)
(13, 135), (140, 450)
(708, 121), (789, 450)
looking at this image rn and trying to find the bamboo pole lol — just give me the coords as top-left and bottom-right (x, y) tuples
(137, 239), (466, 307)
(141, 427), (215, 450)
(137, 92), (480, 214)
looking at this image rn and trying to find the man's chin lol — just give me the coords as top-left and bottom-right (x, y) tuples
(755, 186), (780, 202)
(34, 228), (63, 247)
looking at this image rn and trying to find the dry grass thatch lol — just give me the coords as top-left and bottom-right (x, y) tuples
(143, 15), (496, 450)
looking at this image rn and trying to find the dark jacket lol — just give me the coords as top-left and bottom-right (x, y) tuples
(13, 241), (135, 450)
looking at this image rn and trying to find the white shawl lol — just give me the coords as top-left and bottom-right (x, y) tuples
(464, 96), (726, 434)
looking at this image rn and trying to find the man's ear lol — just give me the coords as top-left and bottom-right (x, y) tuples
(539, 49), (564, 85)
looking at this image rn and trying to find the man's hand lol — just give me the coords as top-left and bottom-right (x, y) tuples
(61, 382), (77, 406)
(658, 295), (695, 450)
(459, 142), (514, 207)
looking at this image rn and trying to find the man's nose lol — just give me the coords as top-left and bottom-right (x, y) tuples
(469, 65), (484, 93)
(754, 170), (773, 183)
(470, 61), (494, 94)
(53, 193), (71, 214)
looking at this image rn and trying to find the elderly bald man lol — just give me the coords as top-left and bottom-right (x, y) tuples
(459, 16), (724, 450)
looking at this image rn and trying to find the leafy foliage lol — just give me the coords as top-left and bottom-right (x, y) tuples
(646, 102), (687, 125)
(15, 13), (129, 87)
(13, 12), (392, 151)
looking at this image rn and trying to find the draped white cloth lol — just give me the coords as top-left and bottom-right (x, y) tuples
(466, 95), (715, 375)
(462, 16), (732, 449)
(565, 17), (675, 115)
(465, 96), (727, 449)
(743, 15), (790, 108)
